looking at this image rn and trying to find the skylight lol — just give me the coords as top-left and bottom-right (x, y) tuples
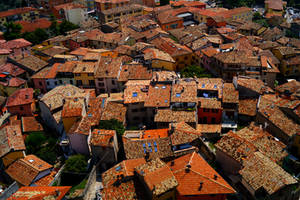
(176, 93), (181, 97)
(132, 92), (138, 97)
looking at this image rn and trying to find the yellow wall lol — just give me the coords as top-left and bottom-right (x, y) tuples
(195, 14), (207, 23)
(0, 11), (40, 26)
(2, 151), (24, 167)
(74, 73), (95, 86)
(152, 59), (176, 71)
(104, 9), (143, 23)
(63, 116), (79, 133)
(102, 51), (118, 58)
(174, 53), (193, 71)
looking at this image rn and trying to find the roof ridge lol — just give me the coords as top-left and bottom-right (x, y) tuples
(190, 168), (235, 192)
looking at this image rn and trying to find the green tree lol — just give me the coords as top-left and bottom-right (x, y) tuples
(98, 119), (125, 137)
(59, 20), (79, 35)
(3, 22), (22, 40)
(64, 155), (87, 173)
(34, 28), (49, 43)
(181, 65), (212, 78)
(253, 12), (263, 21)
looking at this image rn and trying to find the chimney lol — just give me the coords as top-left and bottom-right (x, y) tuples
(185, 164), (191, 173)
(170, 160), (175, 166)
(198, 182), (203, 191)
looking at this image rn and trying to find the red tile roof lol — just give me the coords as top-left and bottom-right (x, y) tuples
(7, 186), (71, 200)
(0, 38), (31, 50)
(0, 7), (36, 18)
(0, 77), (27, 87)
(0, 125), (25, 158)
(16, 18), (52, 33)
(0, 63), (25, 77)
(151, 37), (192, 57)
(6, 88), (34, 107)
(6, 155), (52, 186)
(144, 84), (171, 107)
(222, 83), (239, 103)
(167, 152), (235, 196)
(21, 116), (43, 133)
(135, 158), (178, 196)
(90, 129), (116, 147)
(54, 2), (86, 10)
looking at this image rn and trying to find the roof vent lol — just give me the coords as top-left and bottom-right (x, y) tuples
(29, 159), (34, 163)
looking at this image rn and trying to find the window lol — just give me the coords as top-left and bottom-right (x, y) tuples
(98, 82), (105, 87)
(211, 117), (216, 124)
(70, 80), (73, 84)
(170, 23), (178, 29)
(203, 108), (210, 112)
(264, 72), (267, 75)
(112, 80), (115, 85)
(98, 78), (104, 81)
(132, 109), (138, 112)
(55, 81), (58, 86)
(89, 80), (95, 86)
(47, 81), (49, 85)
(77, 80), (83, 86)
(88, 73), (93, 76)
(59, 80), (63, 84)
(75, 73), (80, 76)
(20, 106), (24, 111)
(39, 81), (42, 86)
(140, 108), (146, 112)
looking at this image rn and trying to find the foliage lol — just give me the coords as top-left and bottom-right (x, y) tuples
(25, 132), (59, 165)
(254, 19), (269, 27)
(59, 20), (79, 35)
(3, 22), (22, 40)
(0, 0), (23, 12)
(22, 28), (49, 45)
(181, 65), (212, 78)
(286, 29), (299, 39)
(98, 119), (125, 137)
(253, 12), (263, 21)
(63, 155), (87, 174)
(68, 179), (87, 194)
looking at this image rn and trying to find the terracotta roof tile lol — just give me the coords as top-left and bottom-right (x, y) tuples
(237, 77), (273, 94)
(6, 88), (34, 107)
(154, 109), (196, 123)
(124, 80), (150, 104)
(118, 64), (152, 82)
(144, 84), (171, 107)
(235, 124), (287, 162)
(7, 186), (71, 200)
(171, 80), (197, 102)
(0, 77), (27, 87)
(123, 129), (169, 142)
(151, 71), (178, 82)
(198, 98), (221, 109)
(275, 80), (300, 95)
(6, 155), (52, 186)
(34, 170), (57, 186)
(201, 47), (219, 57)
(170, 122), (202, 146)
(21, 116), (43, 133)
(167, 152), (235, 196)
(215, 131), (257, 163)
(0, 125), (25, 158)
(16, 18), (52, 33)
(0, 63), (25, 77)
(0, 7), (36, 18)
(135, 158), (178, 196)
(90, 129), (115, 147)
(124, 137), (173, 160)
(143, 48), (175, 63)
(11, 55), (48, 73)
(258, 103), (300, 137)
(240, 152), (297, 195)
(73, 62), (97, 74)
(238, 99), (258, 116)
(101, 102), (126, 122)
(222, 83), (239, 103)
(196, 124), (221, 133)
(151, 37), (192, 57)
